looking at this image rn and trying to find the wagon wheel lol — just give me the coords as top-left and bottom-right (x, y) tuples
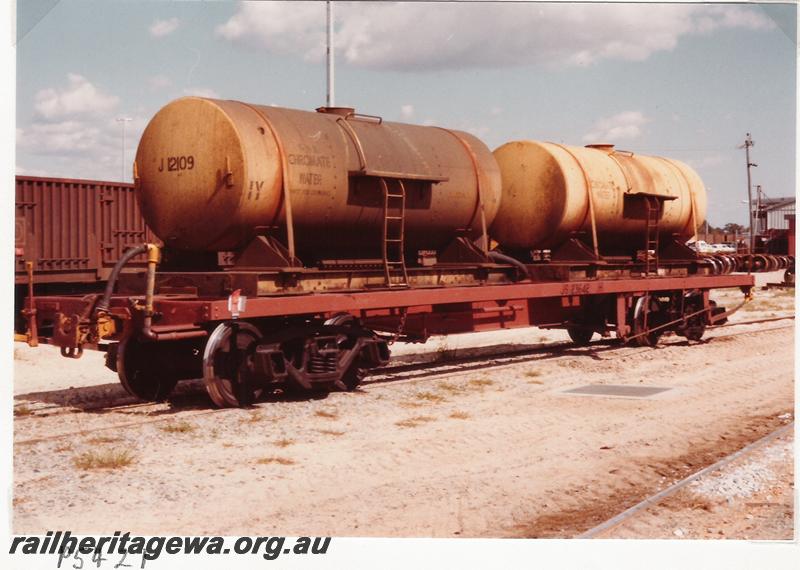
(684, 323), (706, 342)
(324, 313), (370, 392)
(203, 322), (263, 408)
(117, 335), (179, 402)
(630, 295), (663, 347)
(681, 292), (706, 342)
(339, 365), (367, 391)
(567, 326), (594, 346)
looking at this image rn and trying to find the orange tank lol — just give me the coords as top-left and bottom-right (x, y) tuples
(490, 141), (706, 252)
(134, 98), (501, 260)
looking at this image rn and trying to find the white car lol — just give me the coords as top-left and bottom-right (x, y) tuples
(710, 243), (736, 254)
(686, 240), (715, 254)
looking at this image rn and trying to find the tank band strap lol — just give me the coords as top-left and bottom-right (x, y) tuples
(238, 102), (297, 262)
(658, 157), (699, 242)
(550, 143), (600, 259)
(434, 127), (489, 255)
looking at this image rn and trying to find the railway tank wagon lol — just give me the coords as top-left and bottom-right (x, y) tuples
(488, 139), (720, 345)
(22, 98), (757, 408)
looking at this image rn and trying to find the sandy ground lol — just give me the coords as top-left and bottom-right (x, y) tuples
(12, 272), (795, 537)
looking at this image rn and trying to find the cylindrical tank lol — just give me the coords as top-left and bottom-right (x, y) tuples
(489, 141), (707, 251)
(134, 97), (501, 259)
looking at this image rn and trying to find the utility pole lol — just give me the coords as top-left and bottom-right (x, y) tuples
(755, 184), (763, 235)
(740, 133), (757, 252)
(116, 117), (133, 182)
(326, 0), (335, 107)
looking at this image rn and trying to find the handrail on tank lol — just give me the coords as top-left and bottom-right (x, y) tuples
(316, 106), (383, 124)
(348, 113), (383, 124)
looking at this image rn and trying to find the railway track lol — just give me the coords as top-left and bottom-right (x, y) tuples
(14, 315), (794, 446)
(15, 315), (794, 419)
(578, 421), (795, 539)
(365, 316), (795, 389)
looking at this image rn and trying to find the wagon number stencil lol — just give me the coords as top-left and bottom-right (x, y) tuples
(158, 155), (194, 172)
(560, 283), (592, 296)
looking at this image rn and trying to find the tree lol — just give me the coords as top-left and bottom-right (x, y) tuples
(722, 222), (745, 234)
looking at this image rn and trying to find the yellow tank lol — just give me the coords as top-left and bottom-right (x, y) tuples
(490, 141), (707, 251)
(134, 97), (501, 259)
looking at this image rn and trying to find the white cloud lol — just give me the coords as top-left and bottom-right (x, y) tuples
(150, 17), (180, 38)
(400, 104), (414, 120)
(216, 3), (774, 71)
(182, 87), (220, 98)
(18, 120), (103, 155)
(148, 74), (172, 90)
(18, 115), (146, 156)
(582, 111), (650, 143)
(18, 120), (129, 181)
(34, 74), (119, 119)
(19, 74), (148, 181)
(490, 107), (503, 117)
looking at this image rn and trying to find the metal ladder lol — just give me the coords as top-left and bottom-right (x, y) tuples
(643, 196), (660, 275)
(380, 178), (409, 287)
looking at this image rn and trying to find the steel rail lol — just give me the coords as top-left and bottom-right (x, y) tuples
(15, 408), (225, 446)
(364, 320), (794, 389)
(578, 421), (795, 539)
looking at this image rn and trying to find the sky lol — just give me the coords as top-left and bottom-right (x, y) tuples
(14, 0), (797, 227)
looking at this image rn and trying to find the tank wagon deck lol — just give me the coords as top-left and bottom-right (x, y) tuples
(27, 251), (754, 407)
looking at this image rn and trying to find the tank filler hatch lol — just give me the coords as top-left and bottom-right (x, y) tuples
(316, 106), (357, 117)
(584, 143), (616, 153)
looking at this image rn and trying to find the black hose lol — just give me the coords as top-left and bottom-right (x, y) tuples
(488, 250), (530, 281)
(95, 244), (149, 315)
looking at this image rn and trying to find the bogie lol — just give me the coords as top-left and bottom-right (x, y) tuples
(201, 320), (389, 407)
